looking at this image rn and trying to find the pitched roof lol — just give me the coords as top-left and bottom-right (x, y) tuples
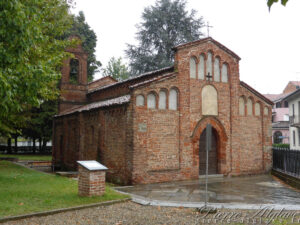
(240, 81), (273, 105)
(172, 37), (241, 60)
(87, 66), (174, 94)
(290, 81), (300, 86)
(282, 88), (300, 102)
(263, 93), (290, 102)
(56, 95), (131, 117)
(88, 76), (117, 85)
(129, 72), (176, 89)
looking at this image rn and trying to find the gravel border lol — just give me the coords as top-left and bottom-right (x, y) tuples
(0, 198), (131, 224)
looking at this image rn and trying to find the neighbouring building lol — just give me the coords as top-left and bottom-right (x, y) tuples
(264, 81), (300, 144)
(282, 88), (300, 150)
(52, 37), (273, 185)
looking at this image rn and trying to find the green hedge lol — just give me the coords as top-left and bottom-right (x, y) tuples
(272, 143), (290, 148)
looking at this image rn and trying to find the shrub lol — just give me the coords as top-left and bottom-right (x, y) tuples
(273, 143), (290, 148)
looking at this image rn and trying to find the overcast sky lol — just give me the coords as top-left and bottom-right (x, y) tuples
(71, 0), (300, 94)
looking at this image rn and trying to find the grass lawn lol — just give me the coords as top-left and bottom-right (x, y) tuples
(0, 154), (52, 161)
(0, 161), (128, 218)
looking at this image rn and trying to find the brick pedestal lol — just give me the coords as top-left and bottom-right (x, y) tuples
(77, 161), (107, 197)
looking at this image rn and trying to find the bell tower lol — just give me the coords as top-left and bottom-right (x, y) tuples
(59, 36), (88, 114)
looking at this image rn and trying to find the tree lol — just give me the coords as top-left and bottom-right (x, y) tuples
(267, 0), (289, 9)
(102, 57), (130, 81)
(125, 0), (205, 76)
(22, 100), (57, 152)
(0, 0), (74, 136)
(67, 11), (101, 82)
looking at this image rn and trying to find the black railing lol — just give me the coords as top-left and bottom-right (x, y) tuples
(289, 115), (300, 125)
(273, 147), (300, 178)
(0, 145), (52, 154)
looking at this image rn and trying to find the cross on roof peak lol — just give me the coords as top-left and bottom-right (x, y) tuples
(205, 22), (213, 37)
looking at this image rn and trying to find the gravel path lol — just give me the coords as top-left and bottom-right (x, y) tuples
(3, 201), (299, 225)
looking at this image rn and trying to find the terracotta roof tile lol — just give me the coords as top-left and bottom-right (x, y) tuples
(263, 93), (290, 102)
(129, 73), (176, 89)
(56, 95), (130, 117)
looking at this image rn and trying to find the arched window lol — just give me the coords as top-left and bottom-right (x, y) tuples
(264, 106), (269, 116)
(276, 102), (281, 108)
(190, 57), (196, 78)
(69, 58), (79, 84)
(274, 131), (283, 144)
(198, 54), (205, 80)
(206, 51), (213, 78)
(159, 90), (167, 109)
(136, 95), (145, 106)
(214, 57), (220, 82)
(247, 98), (253, 116)
(221, 64), (228, 83)
(239, 97), (245, 116)
(202, 85), (218, 115)
(147, 93), (156, 109)
(169, 89), (178, 110)
(255, 102), (261, 116)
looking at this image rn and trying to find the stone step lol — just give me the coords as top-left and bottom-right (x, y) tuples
(56, 171), (78, 178)
(198, 174), (224, 179)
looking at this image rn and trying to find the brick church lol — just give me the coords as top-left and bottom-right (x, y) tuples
(52, 37), (273, 184)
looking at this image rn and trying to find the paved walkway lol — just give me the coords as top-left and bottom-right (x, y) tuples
(115, 174), (300, 209)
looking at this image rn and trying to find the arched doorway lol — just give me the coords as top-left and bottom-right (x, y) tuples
(199, 127), (218, 175)
(191, 116), (228, 176)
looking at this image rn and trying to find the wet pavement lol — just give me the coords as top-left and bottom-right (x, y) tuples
(115, 174), (300, 206)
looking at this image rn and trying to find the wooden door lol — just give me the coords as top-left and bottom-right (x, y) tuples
(199, 128), (218, 175)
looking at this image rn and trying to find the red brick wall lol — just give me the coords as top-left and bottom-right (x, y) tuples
(52, 114), (80, 170)
(53, 104), (133, 184)
(78, 166), (106, 197)
(231, 86), (272, 175)
(132, 79), (181, 183)
(99, 106), (132, 184)
(283, 82), (298, 94)
(59, 42), (88, 114)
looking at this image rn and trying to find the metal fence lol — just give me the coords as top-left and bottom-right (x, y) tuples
(273, 147), (300, 178)
(0, 145), (52, 154)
